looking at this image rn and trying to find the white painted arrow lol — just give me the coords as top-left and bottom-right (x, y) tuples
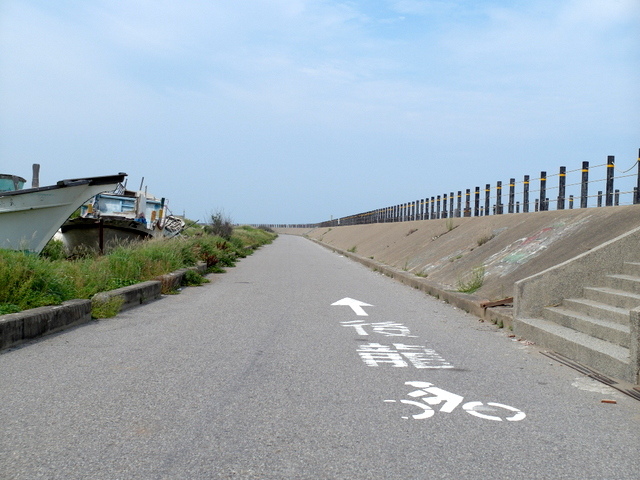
(331, 297), (373, 316)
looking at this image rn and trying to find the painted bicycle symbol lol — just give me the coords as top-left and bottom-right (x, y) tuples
(384, 381), (526, 422)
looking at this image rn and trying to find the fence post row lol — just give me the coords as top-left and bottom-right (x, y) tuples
(317, 150), (639, 227)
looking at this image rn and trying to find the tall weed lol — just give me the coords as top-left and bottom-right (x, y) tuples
(0, 226), (276, 312)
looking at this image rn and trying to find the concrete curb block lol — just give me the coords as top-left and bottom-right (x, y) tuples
(0, 299), (92, 351)
(91, 280), (163, 312)
(0, 263), (208, 352)
(311, 238), (513, 330)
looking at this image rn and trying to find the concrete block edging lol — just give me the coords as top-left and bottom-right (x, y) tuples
(0, 263), (208, 352)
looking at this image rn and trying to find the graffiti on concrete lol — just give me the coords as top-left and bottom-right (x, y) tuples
(485, 217), (591, 277)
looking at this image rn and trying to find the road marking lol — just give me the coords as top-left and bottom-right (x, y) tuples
(356, 343), (454, 369)
(331, 297), (373, 316)
(386, 381), (526, 422)
(462, 402), (527, 422)
(329, 299), (524, 423)
(340, 320), (418, 337)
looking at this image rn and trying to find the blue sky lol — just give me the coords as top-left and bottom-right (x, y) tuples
(1, 0), (638, 225)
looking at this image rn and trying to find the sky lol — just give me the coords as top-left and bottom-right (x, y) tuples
(1, 0), (638, 225)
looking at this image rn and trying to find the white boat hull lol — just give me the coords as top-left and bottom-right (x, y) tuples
(0, 174), (127, 253)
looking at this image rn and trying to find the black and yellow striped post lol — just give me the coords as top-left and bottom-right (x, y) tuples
(474, 187), (480, 217)
(558, 166), (566, 210)
(523, 175), (530, 213)
(484, 184), (491, 215)
(508, 178), (515, 214)
(457, 191), (462, 217)
(442, 193), (448, 218)
(539, 172), (547, 211)
(464, 189), (471, 217)
(449, 192), (455, 219)
(606, 156), (614, 207)
(496, 181), (503, 214)
(581, 162), (589, 208)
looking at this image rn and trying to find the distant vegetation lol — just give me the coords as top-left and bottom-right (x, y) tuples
(0, 224), (276, 315)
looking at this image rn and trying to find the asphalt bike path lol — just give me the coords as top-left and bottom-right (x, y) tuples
(1, 235), (638, 479)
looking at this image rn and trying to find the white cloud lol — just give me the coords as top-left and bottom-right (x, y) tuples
(560, 0), (640, 26)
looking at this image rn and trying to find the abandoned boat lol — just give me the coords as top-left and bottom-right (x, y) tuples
(0, 169), (127, 253)
(60, 188), (185, 254)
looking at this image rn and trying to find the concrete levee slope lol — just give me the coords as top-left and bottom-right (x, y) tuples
(276, 205), (640, 303)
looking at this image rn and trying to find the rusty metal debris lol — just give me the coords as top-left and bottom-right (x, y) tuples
(480, 297), (513, 308)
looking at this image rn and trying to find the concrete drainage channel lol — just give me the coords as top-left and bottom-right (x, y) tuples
(0, 264), (207, 352)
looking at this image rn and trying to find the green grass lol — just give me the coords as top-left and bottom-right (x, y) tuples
(446, 219), (456, 232)
(476, 234), (495, 246)
(0, 225), (276, 314)
(91, 295), (125, 319)
(457, 266), (485, 294)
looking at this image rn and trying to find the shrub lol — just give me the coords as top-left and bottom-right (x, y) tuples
(204, 211), (234, 240)
(183, 269), (208, 286)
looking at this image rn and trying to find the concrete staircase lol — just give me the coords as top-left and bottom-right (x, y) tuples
(515, 262), (640, 383)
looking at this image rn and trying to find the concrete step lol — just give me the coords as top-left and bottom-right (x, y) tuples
(560, 298), (629, 325)
(622, 261), (640, 276)
(543, 305), (630, 348)
(583, 286), (640, 310)
(514, 317), (633, 383)
(605, 274), (640, 294)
